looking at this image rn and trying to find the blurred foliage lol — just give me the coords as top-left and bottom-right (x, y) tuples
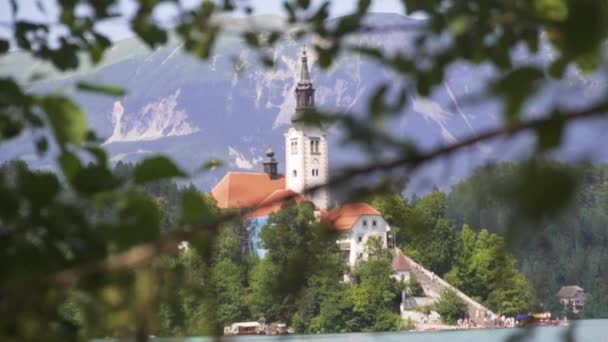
(0, 0), (608, 340)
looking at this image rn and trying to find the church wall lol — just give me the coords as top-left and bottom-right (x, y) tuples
(303, 129), (329, 210)
(285, 127), (305, 194)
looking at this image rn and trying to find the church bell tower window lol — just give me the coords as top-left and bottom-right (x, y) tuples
(310, 138), (320, 154)
(291, 139), (298, 154)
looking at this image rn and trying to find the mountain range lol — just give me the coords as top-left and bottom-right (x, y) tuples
(1, 13), (606, 194)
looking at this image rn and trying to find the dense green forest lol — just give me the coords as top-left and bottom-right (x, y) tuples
(445, 162), (608, 318)
(375, 162), (608, 319)
(372, 187), (532, 316)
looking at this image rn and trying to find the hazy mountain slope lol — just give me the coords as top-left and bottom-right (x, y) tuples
(1, 13), (606, 194)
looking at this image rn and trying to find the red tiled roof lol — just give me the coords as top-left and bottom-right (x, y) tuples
(245, 189), (308, 218)
(391, 249), (414, 272)
(324, 202), (381, 230)
(211, 172), (285, 209)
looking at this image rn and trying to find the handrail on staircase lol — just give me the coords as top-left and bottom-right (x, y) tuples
(395, 248), (497, 318)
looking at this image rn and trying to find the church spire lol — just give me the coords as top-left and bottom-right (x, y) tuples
(294, 47), (315, 121)
(299, 48), (311, 84)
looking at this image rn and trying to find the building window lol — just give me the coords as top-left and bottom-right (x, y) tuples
(362, 219), (367, 226)
(310, 138), (320, 154)
(357, 235), (363, 243)
(372, 220), (377, 227)
(292, 170), (297, 178)
(311, 169), (319, 176)
(290, 139), (298, 154)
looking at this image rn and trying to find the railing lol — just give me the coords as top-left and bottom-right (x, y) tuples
(396, 248), (497, 318)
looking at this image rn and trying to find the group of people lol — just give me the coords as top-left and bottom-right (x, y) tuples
(490, 315), (516, 327)
(457, 310), (517, 329)
(457, 313), (477, 328)
(479, 310), (516, 328)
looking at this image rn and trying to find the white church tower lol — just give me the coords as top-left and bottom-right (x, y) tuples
(285, 49), (330, 210)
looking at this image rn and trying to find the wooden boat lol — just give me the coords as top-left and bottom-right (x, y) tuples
(224, 321), (266, 335)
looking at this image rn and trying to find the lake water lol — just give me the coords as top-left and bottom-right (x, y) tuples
(150, 319), (607, 342)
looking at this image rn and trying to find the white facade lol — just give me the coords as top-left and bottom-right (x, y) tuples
(391, 270), (411, 282)
(284, 125), (330, 210)
(337, 214), (390, 267)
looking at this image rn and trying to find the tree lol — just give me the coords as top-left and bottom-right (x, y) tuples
(407, 273), (425, 297)
(443, 225), (532, 315)
(400, 191), (458, 276)
(435, 289), (468, 325)
(248, 202), (344, 327)
(348, 246), (402, 332)
(371, 190), (409, 245)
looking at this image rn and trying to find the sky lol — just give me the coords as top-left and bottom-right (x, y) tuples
(0, 0), (405, 42)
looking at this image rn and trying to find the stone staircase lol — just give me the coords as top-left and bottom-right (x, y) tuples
(397, 249), (497, 327)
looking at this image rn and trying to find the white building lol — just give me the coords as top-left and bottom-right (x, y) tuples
(211, 48), (391, 267)
(329, 203), (391, 266)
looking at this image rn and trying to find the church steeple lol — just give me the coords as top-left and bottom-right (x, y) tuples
(285, 46), (329, 210)
(294, 48), (315, 120)
(299, 48), (312, 84)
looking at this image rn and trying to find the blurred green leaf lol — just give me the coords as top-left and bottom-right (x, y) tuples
(201, 159), (223, 171)
(297, 0), (311, 9)
(534, 0), (569, 21)
(17, 169), (60, 207)
(549, 58), (568, 78)
(0, 39), (9, 54)
(180, 191), (211, 225)
(134, 156), (186, 185)
(448, 15), (471, 36)
(58, 151), (82, 183)
(558, 0), (607, 71)
(243, 32), (259, 47)
(73, 165), (120, 195)
(76, 82), (126, 97)
(109, 191), (161, 250)
(536, 114), (565, 151)
(40, 96), (88, 147)
(132, 19), (168, 48)
(35, 137), (48, 154)
(86, 146), (109, 167)
(491, 67), (544, 124)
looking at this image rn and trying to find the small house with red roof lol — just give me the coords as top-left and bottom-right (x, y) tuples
(391, 249), (415, 282)
(210, 49), (391, 265)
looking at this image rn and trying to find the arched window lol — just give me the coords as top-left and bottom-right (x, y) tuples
(293, 170), (297, 178)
